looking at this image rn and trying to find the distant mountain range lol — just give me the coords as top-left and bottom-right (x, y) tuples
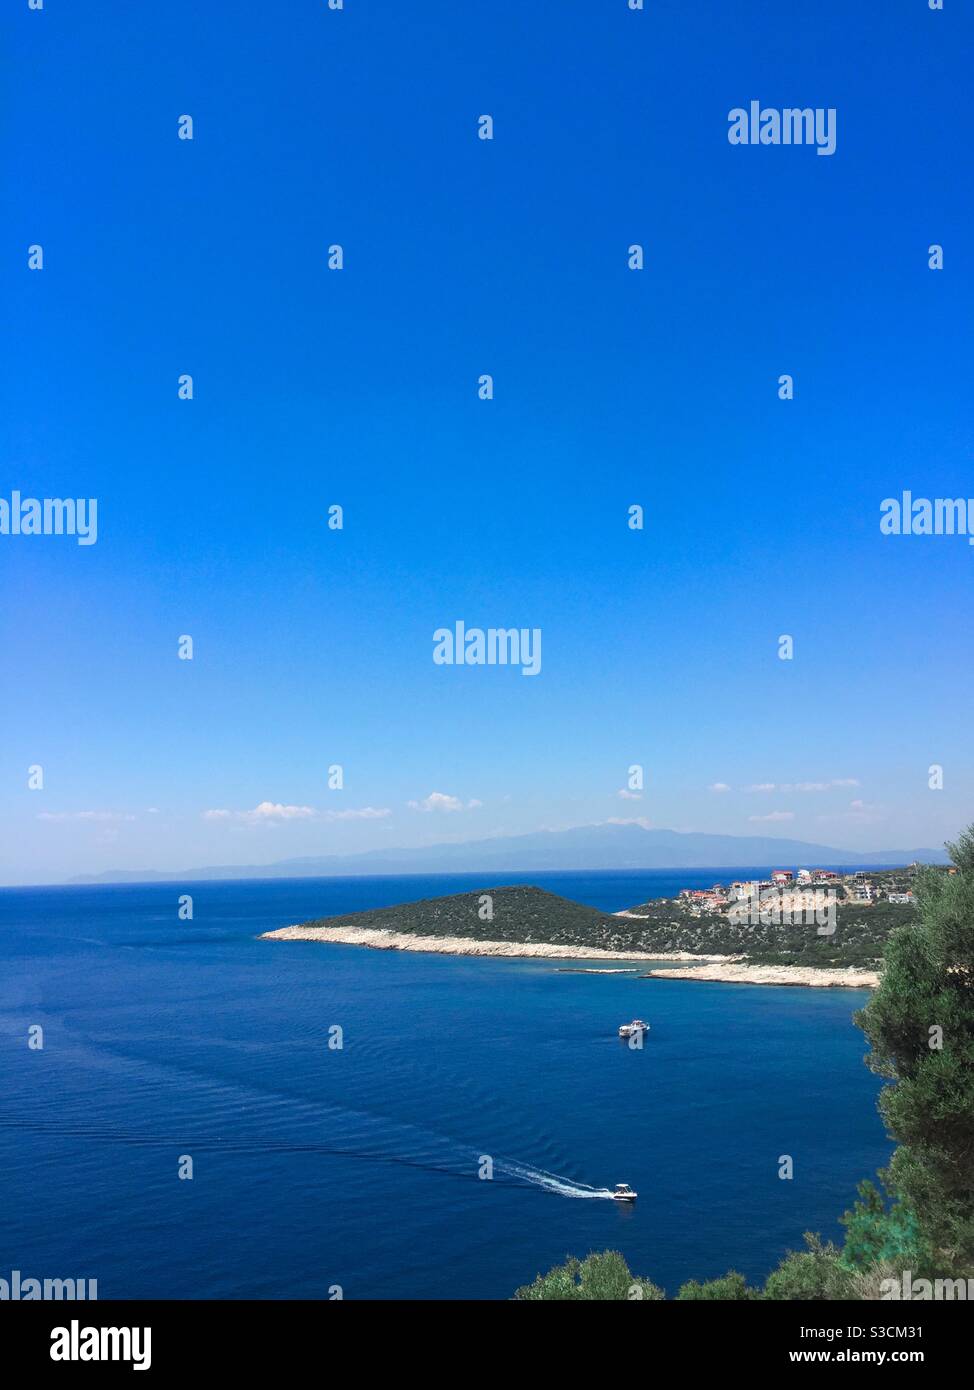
(70, 822), (950, 884)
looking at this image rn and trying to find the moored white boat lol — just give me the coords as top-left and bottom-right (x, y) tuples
(618, 1019), (649, 1037)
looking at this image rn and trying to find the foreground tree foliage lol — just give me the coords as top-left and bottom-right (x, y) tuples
(762, 1236), (855, 1300)
(675, 1271), (758, 1301)
(514, 1243), (850, 1302)
(514, 830), (974, 1299)
(839, 1176), (925, 1272)
(855, 828), (974, 1270)
(513, 1251), (663, 1301)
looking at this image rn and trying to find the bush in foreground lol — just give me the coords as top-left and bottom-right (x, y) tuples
(675, 1271), (758, 1300)
(855, 829), (974, 1270)
(761, 1235), (855, 1300)
(514, 1246), (848, 1301)
(513, 1251), (664, 1301)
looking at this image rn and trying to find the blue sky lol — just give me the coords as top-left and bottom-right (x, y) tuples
(1, 0), (972, 884)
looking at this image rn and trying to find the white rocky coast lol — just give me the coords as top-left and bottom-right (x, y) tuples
(259, 923), (732, 963)
(259, 925), (877, 985)
(646, 962), (879, 989)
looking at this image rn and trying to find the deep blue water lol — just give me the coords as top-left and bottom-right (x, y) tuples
(0, 870), (891, 1299)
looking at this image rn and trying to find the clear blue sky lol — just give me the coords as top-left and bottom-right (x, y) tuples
(1, 0), (971, 884)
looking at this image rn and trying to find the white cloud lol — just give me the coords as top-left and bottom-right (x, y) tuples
(38, 810), (135, 823)
(205, 802), (393, 825)
(407, 792), (480, 813)
(203, 801), (317, 824)
(785, 779), (861, 793)
(252, 801), (316, 820)
(748, 810), (795, 823)
(708, 782), (731, 793)
(604, 816), (652, 829)
(747, 778), (860, 794)
(617, 788), (643, 800)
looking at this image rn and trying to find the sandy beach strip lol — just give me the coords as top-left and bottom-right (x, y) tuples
(645, 962), (879, 989)
(259, 924), (734, 963)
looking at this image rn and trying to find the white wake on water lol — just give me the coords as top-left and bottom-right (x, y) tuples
(0, 1109), (619, 1200)
(495, 1158), (616, 1199)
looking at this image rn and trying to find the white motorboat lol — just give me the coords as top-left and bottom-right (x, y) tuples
(611, 1183), (637, 1202)
(618, 1019), (649, 1038)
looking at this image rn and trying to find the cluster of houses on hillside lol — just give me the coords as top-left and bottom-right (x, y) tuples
(677, 868), (915, 915)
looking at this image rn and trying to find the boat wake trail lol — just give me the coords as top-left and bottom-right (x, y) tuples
(0, 1115), (612, 1199)
(494, 1158), (615, 1200)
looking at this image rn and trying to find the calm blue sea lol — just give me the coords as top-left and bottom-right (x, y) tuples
(0, 869), (891, 1300)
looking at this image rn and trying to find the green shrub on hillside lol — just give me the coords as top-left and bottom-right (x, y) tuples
(676, 1272), (758, 1300)
(513, 1251), (664, 1301)
(762, 1235), (856, 1300)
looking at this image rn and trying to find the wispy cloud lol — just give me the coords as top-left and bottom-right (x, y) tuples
(604, 816), (652, 829)
(407, 792), (481, 813)
(748, 810), (795, 823)
(743, 778), (859, 794)
(202, 801), (390, 824)
(708, 782), (731, 793)
(37, 810), (136, 823)
(817, 799), (882, 825)
(617, 788), (643, 800)
(789, 778), (860, 793)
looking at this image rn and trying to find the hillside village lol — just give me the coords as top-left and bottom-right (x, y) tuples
(673, 865), (928, 916)
(617, 863), (956, 968)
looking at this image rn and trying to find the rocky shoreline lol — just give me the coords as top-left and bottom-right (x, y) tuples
(259, 924), (878, 985)
(259, 923), (732, 962)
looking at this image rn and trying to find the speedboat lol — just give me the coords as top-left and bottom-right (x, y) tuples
(618, 1019), (649, 1038)
(611, 1183), (637, 1202)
